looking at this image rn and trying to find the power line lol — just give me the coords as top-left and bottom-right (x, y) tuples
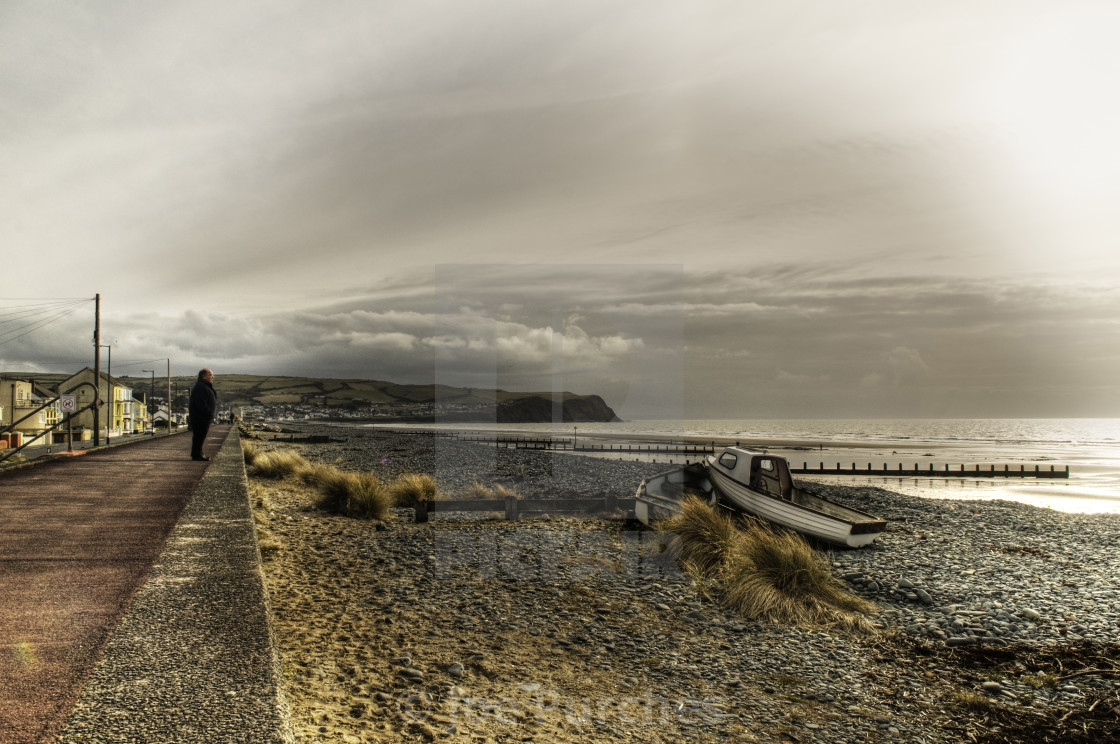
(0, 298), (88, 324)
(0, 303), (86, 348)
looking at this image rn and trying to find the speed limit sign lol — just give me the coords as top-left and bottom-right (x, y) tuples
(59, 394), (77, 412)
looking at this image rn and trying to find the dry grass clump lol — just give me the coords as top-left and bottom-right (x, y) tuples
(242, 441), (261, 466)
(388, 473), (441, 506)
(312, 467), (391, 520)
(242, 444), (391, 520)
(660, 496), (877, 633)
(491, 483), (520, 500)
(465, 481), (521, 500)
(249, 449), (309, 479)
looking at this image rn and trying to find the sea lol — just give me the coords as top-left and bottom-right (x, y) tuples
(353, 418), (1120, 515)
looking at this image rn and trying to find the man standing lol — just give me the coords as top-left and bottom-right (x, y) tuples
(188, 368), (217, 461)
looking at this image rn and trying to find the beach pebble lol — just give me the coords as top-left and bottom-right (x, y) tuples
(278, 425), (1120, 744)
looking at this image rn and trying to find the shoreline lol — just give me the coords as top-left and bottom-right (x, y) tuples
(296, 420), (1120, 515)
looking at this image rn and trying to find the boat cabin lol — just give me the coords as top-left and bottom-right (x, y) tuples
(713, 448), (795, 500)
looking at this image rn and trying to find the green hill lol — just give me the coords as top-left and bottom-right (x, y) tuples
(0, 372), (621, 422)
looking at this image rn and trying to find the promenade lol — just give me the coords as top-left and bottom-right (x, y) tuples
(0, 425), (288, 744)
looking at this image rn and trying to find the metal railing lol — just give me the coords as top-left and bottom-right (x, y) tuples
(0, 382), (100, 464)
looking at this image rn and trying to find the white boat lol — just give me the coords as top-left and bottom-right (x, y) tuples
(705, 447), (886, 548)
(634, 462), (714, 526)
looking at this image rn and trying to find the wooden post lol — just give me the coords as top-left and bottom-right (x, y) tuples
(505, 495), (519, 520)
(414, 501), (430, 523)
(605, 493), (618, 514)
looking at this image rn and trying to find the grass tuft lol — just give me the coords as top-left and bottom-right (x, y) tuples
(388, 473), (441, 506)
(464, 481), (521, 500)
(660, 496), (877, 633)
(950, 690), (996, 712)
(248, 450), (309, 479)
(242, 442), (261, 466)
(313, 468), (391, 520)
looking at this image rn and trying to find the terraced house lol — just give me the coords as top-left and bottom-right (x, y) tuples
(57, 367), (138, 437)
(0, 378), (61, 448)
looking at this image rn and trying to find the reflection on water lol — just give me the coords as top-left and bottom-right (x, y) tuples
(800, 474), (1120, 515)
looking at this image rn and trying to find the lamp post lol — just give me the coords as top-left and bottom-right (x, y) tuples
(142, 369), (155, 432)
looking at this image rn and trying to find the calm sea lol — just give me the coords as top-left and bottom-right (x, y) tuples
(366, 418), (1120, 515)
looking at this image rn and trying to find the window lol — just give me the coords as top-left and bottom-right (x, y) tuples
(758, 458), (775, 472)
(718, 452), (738, 469)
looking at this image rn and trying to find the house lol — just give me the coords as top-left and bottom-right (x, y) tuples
(133, 393), (149, 432)
(151, 408), (182, 429)
(0, 378), (61, 448)
(56, 368), (135, 437)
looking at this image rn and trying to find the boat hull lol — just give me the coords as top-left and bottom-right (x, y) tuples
(707, 466), (884, 548)
(634, 465), (713, 526)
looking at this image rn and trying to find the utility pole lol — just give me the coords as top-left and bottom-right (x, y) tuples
(93, 293), (100, 447)
(100, 344), (111, 444)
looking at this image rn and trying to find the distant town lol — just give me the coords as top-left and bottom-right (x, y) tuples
(1, 371), (618, 453)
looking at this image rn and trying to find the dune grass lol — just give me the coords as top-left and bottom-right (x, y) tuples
(242, 444), (392, 520)
(387, 473), (441, 506)
(248, 449), (309, 479)
(660, 496), (877, 633)
(465, 480), (521, 500)
(242, 441), (261, 466)
(304, 465), (391, 520)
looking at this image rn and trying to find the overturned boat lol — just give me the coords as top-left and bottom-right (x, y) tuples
(635, 446), (887, 548)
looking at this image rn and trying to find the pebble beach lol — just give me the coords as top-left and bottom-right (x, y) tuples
(248, 425), (1120, 744)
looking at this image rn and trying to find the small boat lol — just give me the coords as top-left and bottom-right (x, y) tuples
(706, 447), (887, 548)
(634, 462), (714, 526)
(633, 446), (887, 548)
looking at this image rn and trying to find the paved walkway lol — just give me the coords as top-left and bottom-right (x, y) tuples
(0, 425), (289, 744)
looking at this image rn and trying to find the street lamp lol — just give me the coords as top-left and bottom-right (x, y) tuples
(142, 369), (155, 432)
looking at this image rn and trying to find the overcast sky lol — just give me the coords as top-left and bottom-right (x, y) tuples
(3, 0), (1119, 419)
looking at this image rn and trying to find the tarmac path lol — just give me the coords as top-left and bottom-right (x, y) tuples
(0, 425), (230, 744)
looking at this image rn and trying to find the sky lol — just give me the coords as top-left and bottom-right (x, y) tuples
(2, 0), (1119, 419)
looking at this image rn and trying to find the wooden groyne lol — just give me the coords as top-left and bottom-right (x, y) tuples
(380, 429), (1071, 479)
(792, 462), (1070, 479)
(427, 433), (717, 456)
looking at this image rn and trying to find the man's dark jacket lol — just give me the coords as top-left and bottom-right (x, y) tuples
(189, 379), (217, 424)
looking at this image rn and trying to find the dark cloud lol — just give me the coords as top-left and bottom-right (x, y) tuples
(7, 269), (1116, 419)
(3, 2), (1120, 418)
